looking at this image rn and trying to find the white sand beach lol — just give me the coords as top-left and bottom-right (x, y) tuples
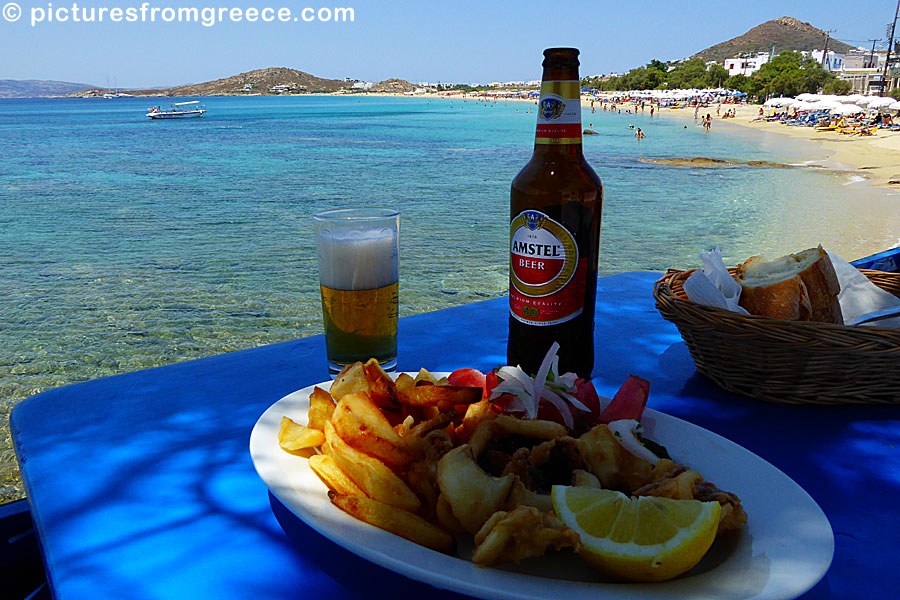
(646, 101), (900, 191)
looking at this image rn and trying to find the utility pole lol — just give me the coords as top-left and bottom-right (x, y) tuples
(882, 0), (900, 96)
(867, 39), (879, 69)
(821, 30), (835, 68)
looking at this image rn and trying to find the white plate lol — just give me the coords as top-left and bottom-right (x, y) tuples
(250, 375), (833, 600)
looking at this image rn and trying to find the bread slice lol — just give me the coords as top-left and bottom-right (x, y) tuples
(735, 246), (843, 324)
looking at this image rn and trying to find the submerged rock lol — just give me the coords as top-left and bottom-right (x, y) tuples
(637, 157), (792, 169)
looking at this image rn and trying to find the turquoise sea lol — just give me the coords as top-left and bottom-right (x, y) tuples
(2, 95), (899, 501)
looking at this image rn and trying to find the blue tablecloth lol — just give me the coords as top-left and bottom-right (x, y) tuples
(11, 271), (899, 599)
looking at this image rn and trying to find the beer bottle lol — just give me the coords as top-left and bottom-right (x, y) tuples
(507, 47), (603, 378)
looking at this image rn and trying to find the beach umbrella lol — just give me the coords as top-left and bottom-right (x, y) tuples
(790, 100), (817, 111)
(889, 101), (900, 110)
(796, 93), (816, 101)
(831, 104), (864, 115)
(867, 97), (896, 109)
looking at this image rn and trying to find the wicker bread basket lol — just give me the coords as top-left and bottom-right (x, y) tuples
(653, 268), (900, 405)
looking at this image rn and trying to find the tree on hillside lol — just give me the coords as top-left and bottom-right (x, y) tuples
(707, 63), (729, 88)
(666, 58), (710, 89)
(724, 74), (750, 92)
(822, 79), (851, 94)
(750, 51), (833, 98)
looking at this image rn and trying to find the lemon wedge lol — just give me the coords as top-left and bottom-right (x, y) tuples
(551, 485), (721, 582)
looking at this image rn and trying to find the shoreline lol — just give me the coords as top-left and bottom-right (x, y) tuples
(635, 102), (900, 192)
(364, 91), (900, 193)
(35, 89), (900, 193)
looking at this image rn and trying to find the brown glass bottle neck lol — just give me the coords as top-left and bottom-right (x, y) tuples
(541, 67), (579, 81)
(532, 142), (581, 157)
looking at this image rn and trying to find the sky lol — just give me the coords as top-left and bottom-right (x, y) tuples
(0, 0), (897, 88)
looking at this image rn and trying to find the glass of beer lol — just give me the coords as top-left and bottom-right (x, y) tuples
(313, 207), (400, 377)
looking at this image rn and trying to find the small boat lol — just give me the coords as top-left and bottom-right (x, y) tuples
(146, 101), (206, 119)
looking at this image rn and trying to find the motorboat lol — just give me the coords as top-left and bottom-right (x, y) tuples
(146, 101), (207, 119)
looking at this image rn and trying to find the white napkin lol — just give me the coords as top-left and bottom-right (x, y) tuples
(682, 248), (750, 315)
(682, 248), (900, 328)
(828, 252), (900, 328)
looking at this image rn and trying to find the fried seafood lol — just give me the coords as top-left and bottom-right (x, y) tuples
(472, 506), (580, 567)
(633, 460), (702, 500)
(694, 481), (748, 534)
(436, 445), (516, 534)
(577, 423), (654, 492)
(279, 359), (748, 577)
(632, 459), (747, 534)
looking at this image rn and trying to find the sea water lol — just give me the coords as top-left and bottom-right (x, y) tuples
(1, 95), (898, 500)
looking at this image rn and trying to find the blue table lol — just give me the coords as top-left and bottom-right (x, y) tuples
(11, 272), (899, 599)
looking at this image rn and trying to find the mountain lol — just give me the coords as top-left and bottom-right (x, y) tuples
(370, 78), (417, 93)
(122, 67), (349, 96)
(0, 79), (100, 98)
(692, 17), (856, 63)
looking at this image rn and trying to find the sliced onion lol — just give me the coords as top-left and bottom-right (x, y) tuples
(489, 381), (531, 414)
(554, 388), (590, 412)
(497, 365), (533, 388)
(501, 394), (527, 413)
(556, 372), (578, 390)
(540, 388), (574, 430)
(607, 419), (659, 465)
(531, 342), (560, 418)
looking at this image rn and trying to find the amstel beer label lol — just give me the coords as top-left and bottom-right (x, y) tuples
(535, 80), (582, 145)
(509, 210), (586, 325)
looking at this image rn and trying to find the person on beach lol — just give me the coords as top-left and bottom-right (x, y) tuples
(635, 128), (646, 139)
(650, 105), (655, 117)
(704, 114), (711, 132)
(694, 106), (699, 120)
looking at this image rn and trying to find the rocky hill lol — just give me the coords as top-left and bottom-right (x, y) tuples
(67, 69), (418, 97)
(72, 67), (350, 97)
(0, 79), (99, 98)
(693, 17), (855, 63)
(371, 78), (417, 93)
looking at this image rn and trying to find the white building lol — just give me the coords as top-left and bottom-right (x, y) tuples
(843, 48), (887, 70)
(808, 49), (845, 72)
(836, 50), (896, 95)
(352, 81), (375, 90)
(724, 53), (770, 76)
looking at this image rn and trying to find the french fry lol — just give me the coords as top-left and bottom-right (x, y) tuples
(331, 392), (414, 469)
(330, 362), (371, 400)
(397, 383), (482, 411)
(329, 491), (456, 554)
(278, 417), (326, 451)
(308, 454), (366, 497)
(413, 368), (439, 385)
(455, 399), (500, 444)
(329, 360), (400, 409)
(394, 372), (415, 393)
(362, 358), (400, 408)
(308, 387), (336, 432)
(325, 421), (421, 512)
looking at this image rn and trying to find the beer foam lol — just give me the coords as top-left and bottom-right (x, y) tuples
(317, 227), (398, 290)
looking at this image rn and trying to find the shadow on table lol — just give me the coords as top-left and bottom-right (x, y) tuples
(270, 492), (476, 600)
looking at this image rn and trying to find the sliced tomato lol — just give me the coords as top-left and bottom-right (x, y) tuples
(533, 379), (602, 435)
(448, 368), (486, 396)
(598, 375), (650, 423)
(573, 379), (602, 425)
(484, 369), (500, 398)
